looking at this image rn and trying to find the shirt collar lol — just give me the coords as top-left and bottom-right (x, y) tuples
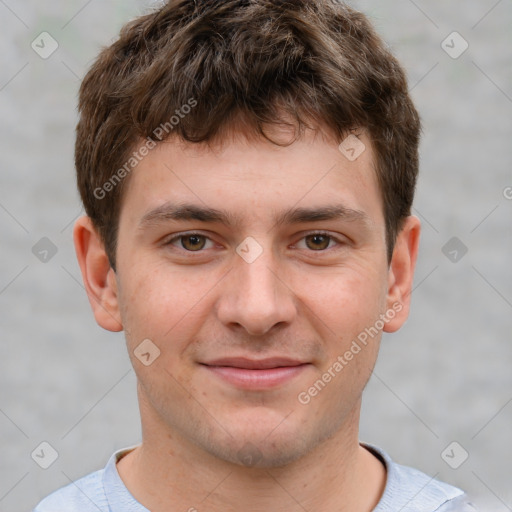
(103, 445), (149, 512)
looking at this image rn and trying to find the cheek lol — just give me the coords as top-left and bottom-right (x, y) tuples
(297, 265), (388, 341)
(295, 270), (385, 412)
(117, 262), (219, 351)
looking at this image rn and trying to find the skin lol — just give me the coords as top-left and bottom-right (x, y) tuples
(74, 126), (420, 512)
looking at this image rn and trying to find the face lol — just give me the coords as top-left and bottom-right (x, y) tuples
(80, 127), (418, 468)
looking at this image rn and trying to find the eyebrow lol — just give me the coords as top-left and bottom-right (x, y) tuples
(138, 202), (371, 230)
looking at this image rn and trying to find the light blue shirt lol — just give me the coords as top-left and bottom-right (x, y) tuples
(33, 443), (477, 511)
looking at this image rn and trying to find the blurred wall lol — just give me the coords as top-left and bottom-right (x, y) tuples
(0, 1), (510, 510)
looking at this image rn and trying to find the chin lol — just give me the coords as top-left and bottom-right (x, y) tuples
(200, 409), (337, 469)
(208, 434), (311, 469)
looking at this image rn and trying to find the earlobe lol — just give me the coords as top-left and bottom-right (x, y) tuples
(383, 216), (421, 333)
(73, 216), (123, 332)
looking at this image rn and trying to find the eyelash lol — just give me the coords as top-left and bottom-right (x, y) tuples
(164, 231), (346, 253)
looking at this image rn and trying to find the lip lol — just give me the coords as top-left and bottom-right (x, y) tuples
(203, 357), (307, 369)
(200, 357), (311, 390)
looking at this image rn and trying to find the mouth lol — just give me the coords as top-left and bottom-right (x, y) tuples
(200, 357), (311, 390)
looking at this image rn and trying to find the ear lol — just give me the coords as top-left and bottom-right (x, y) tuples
(73, 216), (123, 332)
(383, 215), (421, 333)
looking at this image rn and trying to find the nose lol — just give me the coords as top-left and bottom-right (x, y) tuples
(216, 245), (297, 336)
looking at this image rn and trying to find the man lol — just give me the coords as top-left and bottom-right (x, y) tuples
(34, 0), (476, 510)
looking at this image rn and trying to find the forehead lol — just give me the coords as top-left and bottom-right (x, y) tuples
(119, 128), (383, 230)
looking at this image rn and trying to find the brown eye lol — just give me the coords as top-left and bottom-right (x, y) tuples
(180, 235), (207, 251)
(166, 232), (215, 253)
(305, 234), (331, 251)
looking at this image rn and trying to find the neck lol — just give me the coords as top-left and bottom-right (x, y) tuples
(117, 395), (386, 512)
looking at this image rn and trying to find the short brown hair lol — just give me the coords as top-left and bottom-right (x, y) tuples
(76, 0), (421, 268)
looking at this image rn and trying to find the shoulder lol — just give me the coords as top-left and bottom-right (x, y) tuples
(386, 461), (477, 511)
(32, 469), (108, 512)
(363, 443), (478, 512)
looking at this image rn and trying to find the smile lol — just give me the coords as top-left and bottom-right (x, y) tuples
(200, 357), (311, 390)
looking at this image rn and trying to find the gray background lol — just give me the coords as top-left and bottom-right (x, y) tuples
(0, 1), (511, 511)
